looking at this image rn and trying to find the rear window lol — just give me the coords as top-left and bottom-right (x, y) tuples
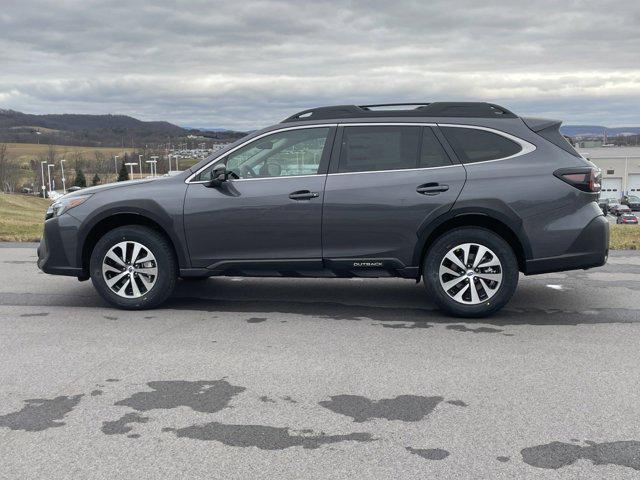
(441, 127), (522, 163)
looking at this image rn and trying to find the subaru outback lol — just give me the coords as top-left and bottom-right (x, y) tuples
(38, 102), (608, 317)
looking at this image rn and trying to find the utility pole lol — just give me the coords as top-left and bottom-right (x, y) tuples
(60, 159), (66, 194)
(40, 161), (47, 198)
(114, 155), (119, 180)
(138, 154), (143, 179)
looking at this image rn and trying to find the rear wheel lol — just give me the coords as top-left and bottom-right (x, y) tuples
(423, 228), (518, 317)
(90, 226), (177, 309)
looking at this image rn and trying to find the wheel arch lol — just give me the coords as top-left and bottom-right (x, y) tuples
(414, 210), (531, 276)
(79, 211), (185, 276)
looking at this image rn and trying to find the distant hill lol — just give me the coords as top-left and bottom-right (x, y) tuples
(561, 125), (640, 137)
(0, 109), (246, 147)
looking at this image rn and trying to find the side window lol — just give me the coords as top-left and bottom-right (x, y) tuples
(194, 127), (330, 181)
(420, 127), (452, 168)
(338, 126), (420, 173)
(441, 127), (522, 163)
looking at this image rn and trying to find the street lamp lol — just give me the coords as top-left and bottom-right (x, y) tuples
(47, 164), (55, 192)
(60, 159), (66, 194)
(150, 156), (159, 176)
(146, 160), (157, 177)
(125, 162), (136, 178)
(40, 161), (47, 198)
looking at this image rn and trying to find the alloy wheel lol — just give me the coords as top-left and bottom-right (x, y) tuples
(438, 242), (503, 305)
(101, 241), (158, 298)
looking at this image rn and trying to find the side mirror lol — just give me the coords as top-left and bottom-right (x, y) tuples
(205, 166), (228, 188)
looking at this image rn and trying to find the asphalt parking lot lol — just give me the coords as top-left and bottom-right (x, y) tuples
(1, 243), (640, 479)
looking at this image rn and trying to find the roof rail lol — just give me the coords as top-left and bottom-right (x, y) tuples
(281, 102), (517, 123)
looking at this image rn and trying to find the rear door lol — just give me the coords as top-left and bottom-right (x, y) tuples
(322, 124), (466, 270)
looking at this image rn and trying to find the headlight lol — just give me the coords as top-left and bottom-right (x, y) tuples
(46, 194), (93, 219)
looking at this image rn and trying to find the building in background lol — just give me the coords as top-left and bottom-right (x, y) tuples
(578, 147), (640, 200)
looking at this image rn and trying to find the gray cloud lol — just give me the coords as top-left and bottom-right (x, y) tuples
(1, 0), (639, 129)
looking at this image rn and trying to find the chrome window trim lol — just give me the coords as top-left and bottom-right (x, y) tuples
(328, 164), (461, 176)
(437, 123), (536, 164)
(185, 121), (536, 183)
(185, 124), (337, 184)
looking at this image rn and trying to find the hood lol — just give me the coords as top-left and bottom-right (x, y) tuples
(60, 178), (160, 199)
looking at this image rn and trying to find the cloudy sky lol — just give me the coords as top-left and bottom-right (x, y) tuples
(1, 0), (639, 130)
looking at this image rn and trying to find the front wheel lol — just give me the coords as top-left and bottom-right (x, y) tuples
(423, 228), (519, 318)
(90, 226), (177, 309)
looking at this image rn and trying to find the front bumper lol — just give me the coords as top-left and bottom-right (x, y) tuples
(524, 215), (609, 275)
(37, 215), (84, 277)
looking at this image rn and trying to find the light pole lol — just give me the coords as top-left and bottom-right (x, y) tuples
(40, 161), (47, 198)
(146, 160), (157, 177)
(36, 131), (41, 145)
(60, 159), (66, 194)
(47, 164), (55, 192)
(114, 155), (119, 179)
(150, 156), (158, 176)
(125, 162), (136, 179)
(174, 155), (179, 171)
(166, 155), (172, 173)
(138, 155), (143, 179)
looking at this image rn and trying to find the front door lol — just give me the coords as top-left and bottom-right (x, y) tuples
(184, 126), (335, 270)
(322, 124), (466, 269)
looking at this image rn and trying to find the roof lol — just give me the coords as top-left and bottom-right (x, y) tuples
(281, 102), (517, 123)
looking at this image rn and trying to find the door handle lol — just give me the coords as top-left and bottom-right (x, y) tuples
(289, 190), (320, 200)
(416, 183), (449, 195)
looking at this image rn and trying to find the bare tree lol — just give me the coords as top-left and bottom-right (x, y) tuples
(0, 143), (7, 188)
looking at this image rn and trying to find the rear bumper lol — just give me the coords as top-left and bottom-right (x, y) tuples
(524, 215), (609, 275)
(37, 215), (84, 277)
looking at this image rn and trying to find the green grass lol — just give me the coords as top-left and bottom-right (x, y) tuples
(0, 193), (49, 242)
(1, 192), (639, 250)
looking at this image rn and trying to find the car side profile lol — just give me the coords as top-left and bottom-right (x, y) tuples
(37, 102), (609, 317)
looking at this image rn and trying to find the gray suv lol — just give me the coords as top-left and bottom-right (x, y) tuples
(37, 102), (609, 317)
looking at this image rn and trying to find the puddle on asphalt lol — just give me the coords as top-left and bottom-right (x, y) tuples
(101, 412), (150, 435)
(0, 394), (83, 431)
(114, 380), (245, 413)
(406, 447), (450, 460)
(319, 394), (451, 423)
(163, 422), (373, 450)
(521, 440), (640, 471)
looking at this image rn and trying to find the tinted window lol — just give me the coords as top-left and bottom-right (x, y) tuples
(441, 127), (522, 163)
(194, 127), (329, 181)
(339, 126), (420, 173)
(420, 127), (452, 168)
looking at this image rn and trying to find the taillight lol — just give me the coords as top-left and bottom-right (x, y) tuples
(554, 167), (601, 193)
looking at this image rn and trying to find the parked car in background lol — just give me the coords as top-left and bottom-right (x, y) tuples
(617, 213), (639, 225)
(611, 204), (631, 216)
(47, 190), (62, 201)
(37, 102), (608, 317)
(605, 201), (621, 215)
(598, 197), (616, 214)
(622, 195), (640, 211)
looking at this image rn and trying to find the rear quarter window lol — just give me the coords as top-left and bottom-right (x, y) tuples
(441, 127), (522, 163)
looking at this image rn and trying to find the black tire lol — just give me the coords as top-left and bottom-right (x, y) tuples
(90, 226), (177, 309)
(423, 227), (518, 318)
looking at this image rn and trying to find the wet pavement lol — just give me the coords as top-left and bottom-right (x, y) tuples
(1, 244), (640, 479)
